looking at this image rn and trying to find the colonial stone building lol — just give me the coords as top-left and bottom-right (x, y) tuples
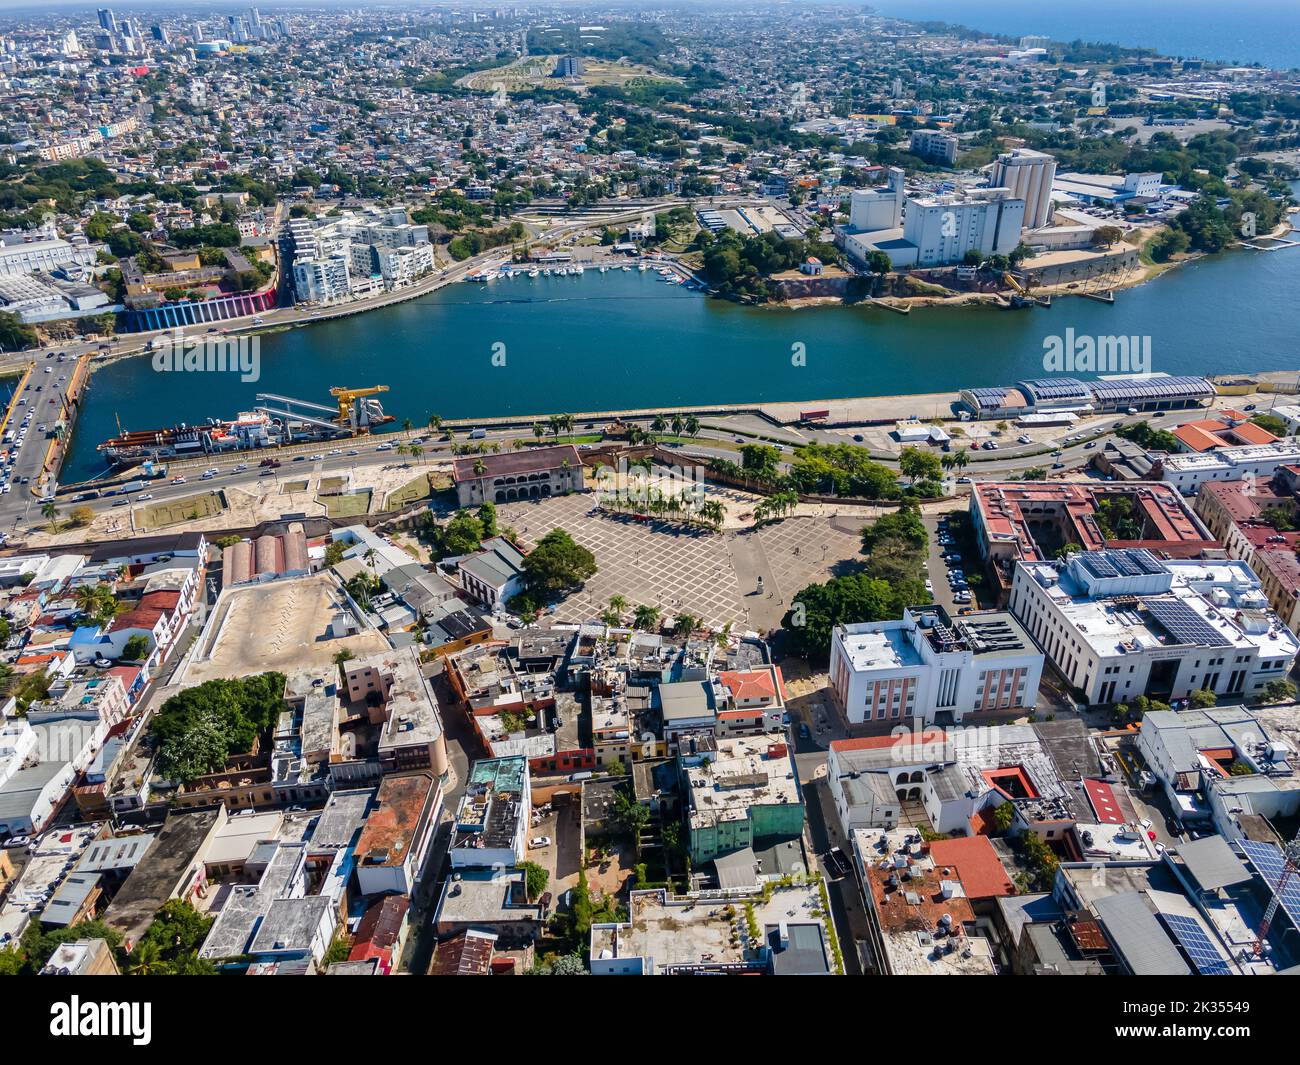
(451, 444), (584, 507)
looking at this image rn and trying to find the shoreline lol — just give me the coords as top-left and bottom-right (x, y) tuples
(774, 217), (1298, 311)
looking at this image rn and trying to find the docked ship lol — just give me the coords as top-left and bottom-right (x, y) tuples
(97, 385), (394, 468)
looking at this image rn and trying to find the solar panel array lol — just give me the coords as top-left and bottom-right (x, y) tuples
(965, 387), (1013, 410)
(1161, 913), (1232, 976)
(1018, 377), (1090, 402)
(1087, 376), (1215, 404)
(1239, 840), (1300, 934)
(1075, 548), (1166, 580)
(1145, 598), (1232, 648)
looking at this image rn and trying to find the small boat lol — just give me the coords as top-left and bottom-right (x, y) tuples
(528, 269), (539, 278)
(621, 265), (631, 272)
(638, 262), (648, 271)
(599, 264), (608, 273)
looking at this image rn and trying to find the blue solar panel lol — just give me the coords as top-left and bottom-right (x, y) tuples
(1161, 913), (1232, 976)
(1145, 598), (1232, 648)
(1239, 840), (1300, 934)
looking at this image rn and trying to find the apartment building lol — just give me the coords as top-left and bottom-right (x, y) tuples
(829, 606), (1043, 727)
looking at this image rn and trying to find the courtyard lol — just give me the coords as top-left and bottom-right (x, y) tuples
(494, 491), (866, 631)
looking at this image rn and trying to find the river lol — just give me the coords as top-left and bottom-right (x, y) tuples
(62, 237), (1300, 483)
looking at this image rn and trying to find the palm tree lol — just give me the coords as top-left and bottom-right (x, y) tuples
(633, 603), (661, 631)
(953, 448), (970, 472)
(402, 417), (413, 437)
(941, 453), (956, 473)
(409, 442), (423, 464)
(41, 502), (58, 530)
(608, 594), (628, 617)
(428, 413), (443, 435)
(473, 458), (487, 476)
(532, 422), (545, 444)
(670, 414), (684, 437)
(650, 414), (667, 439)
(683, 414), (701, 438)
(126, 941), (164, 976)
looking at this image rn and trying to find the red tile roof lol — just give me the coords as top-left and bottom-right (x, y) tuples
(719, 669), (777, 702)
(928, 836), (1015, 899)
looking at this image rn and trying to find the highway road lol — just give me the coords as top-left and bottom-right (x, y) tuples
(0, 397), (1229, 543)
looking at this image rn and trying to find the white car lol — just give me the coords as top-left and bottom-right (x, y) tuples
(137, 494), (153, 501)
(924, 579), (933, 592)
(528, 836), (552, 849)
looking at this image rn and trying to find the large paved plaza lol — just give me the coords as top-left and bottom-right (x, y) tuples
(496, 492), (865, 630)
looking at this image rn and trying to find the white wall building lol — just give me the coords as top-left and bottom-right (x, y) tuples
(292, 254), (351, 303)
(848, 167), (904, 232)
(829, 606), (1044, 727)
(1162, 440), (1300, 495)
(1009, 549), (1299, 706)
(902, 189), (1025, 267)
(991, 147), (1058, 229)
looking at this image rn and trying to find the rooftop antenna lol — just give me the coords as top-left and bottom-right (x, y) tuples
(1254, 829), (1300, 956)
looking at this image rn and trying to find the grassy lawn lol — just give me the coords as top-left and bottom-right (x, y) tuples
(324, 491), (372, 518)
(137, 491), (225, 531)
(280, 480), (309, 494)
(385, 473), (436, 510)
(319, 476), (349, 494)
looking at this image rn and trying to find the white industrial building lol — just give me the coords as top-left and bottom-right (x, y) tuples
(990, 147), (1057, 229)
(829, 605), (1044, 727)
(1162, 440), (1300, 495)
(1009, 549), (1299, 707)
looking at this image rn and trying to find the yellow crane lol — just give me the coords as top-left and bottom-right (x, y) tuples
(1003, 271), (1026, 295)
(329, 385), (392, 431)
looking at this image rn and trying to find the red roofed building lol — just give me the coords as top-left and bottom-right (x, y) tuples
(347, 894), (410, 974)
(928, 835), (1016, 899)
(452, 444), (584, 507)
(1172, 410), (1277, 453)
(970, 480), (1218, 599)
(1195, 473), (1300, 634)
(716, 665), (787, 736)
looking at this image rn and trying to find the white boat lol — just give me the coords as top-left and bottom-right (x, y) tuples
(638, 262), (648, 271)
(599, 264), (608, 273)
(622, 265), (631, 272)
(528, 269), (539, 278)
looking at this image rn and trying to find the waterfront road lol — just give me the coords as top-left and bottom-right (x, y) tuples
(0, 395), (1245, 536)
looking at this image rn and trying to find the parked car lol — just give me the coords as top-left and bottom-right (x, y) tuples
(3, 835), (31, 849)
(528, 836), (552, 849)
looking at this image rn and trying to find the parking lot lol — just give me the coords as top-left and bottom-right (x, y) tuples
(923, 512), (980, 615)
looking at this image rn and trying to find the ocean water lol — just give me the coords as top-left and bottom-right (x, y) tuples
(869, 0), (1300, 70)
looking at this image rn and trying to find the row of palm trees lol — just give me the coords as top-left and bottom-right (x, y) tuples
(753, 489), (799, 524)
(598, 490), (725, 531)
(599, 594), (731, 644)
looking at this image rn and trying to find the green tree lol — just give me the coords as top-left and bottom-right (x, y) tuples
(520, 860), (549, 901)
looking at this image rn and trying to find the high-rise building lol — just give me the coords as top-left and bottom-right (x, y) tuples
(991, 147), (1057, 229)
(97, 8), (116, 32)
(192, 21), (205, 42)
(902, 189), (1025, 267)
